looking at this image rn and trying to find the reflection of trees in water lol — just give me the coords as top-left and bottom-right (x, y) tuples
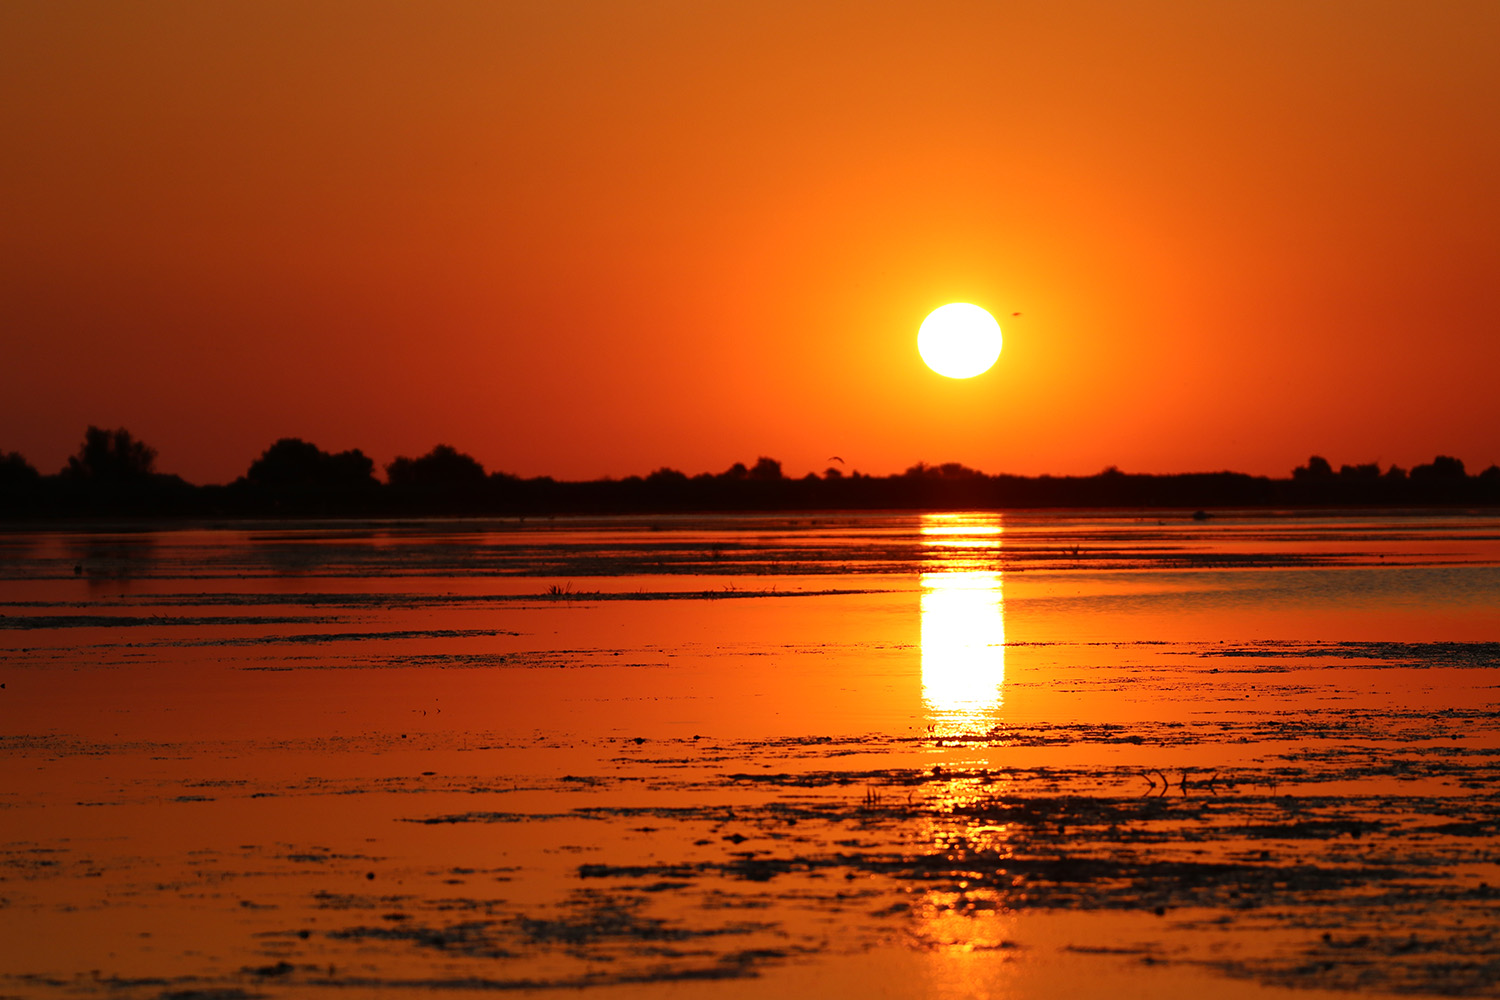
(69, 533), (159, 587)
(0, 533), (39, 559)
(250, 531), (385, 577)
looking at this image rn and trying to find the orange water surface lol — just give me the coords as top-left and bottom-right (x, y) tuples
(4, 511), (1500, 998)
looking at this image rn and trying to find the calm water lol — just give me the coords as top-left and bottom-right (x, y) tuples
(4, 512), (1500, 998)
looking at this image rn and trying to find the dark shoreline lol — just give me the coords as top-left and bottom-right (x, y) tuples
(4, 468), (1499, 522)
(10, 429), (1493, 519)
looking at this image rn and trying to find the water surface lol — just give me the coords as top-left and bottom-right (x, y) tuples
(4, 512), (1500, 998)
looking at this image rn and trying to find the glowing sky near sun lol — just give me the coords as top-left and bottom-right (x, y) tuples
(3, 1), (1498, 483)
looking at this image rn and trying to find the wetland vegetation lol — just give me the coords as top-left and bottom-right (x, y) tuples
(4, 427), (1499, 518)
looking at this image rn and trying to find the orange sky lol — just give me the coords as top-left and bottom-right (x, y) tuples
(4, 1), (1498, 485)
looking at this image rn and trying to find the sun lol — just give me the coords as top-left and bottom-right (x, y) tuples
(918, 303), (1003, 379)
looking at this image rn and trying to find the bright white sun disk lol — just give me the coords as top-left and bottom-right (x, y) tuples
(918, 303), (1003, 379)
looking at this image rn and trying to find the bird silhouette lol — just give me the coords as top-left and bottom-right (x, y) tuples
(827, 456), (845, 464)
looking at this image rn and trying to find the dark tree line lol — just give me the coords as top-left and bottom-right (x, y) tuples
(2, 431), (1499, 518)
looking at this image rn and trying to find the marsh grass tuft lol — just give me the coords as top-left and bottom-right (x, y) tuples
(543, 582), (601, 599)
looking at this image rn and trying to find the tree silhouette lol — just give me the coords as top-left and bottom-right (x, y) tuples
(645, 467), (689, 487)
(749, 457), (783, 481)
(245, 438), (376, 490)
(1411, 455), (1466, 482)
(1, 452), (38, 482)
(63, 427), (157, 483)
(0, 451), (40, 491)
(1292, 455), (1334, 481)
(4, 429), (1495, 518)
(903, 461), (982, 479)
(386, 444), (486, 490)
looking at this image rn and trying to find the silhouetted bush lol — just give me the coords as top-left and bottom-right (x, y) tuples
(32, 427), (199, 514)
(62, 427), (157, 483)
(0, 450), (42, 513)
(749, 457), (783, 481)
(0, 451), (40, 489)
(645, 467), (689, 487)
(1292, 455), (1334, 481)
(905, 461), (983, 480)
(246, 438), (377, 490)
(4, 436), (1498, 520)
(228, 438), (379, 514)
(1411, 455), (1467, 482)
(386, 444), (486, 490)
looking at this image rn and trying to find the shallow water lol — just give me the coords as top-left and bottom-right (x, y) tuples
(3, 511), (1500, 998)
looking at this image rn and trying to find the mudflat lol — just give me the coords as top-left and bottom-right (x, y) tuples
(4, 512), (1500, 998)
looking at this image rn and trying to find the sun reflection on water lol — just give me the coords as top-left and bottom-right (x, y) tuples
(920, 514), (1005, 737)
(915, 511), (1015, 992)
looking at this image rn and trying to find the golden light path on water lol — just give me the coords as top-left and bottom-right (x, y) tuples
(920, 514), (1005, 737)
(916, 515), (1019, 990)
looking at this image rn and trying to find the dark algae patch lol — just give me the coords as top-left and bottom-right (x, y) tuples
(397, 707), (1500, 995)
